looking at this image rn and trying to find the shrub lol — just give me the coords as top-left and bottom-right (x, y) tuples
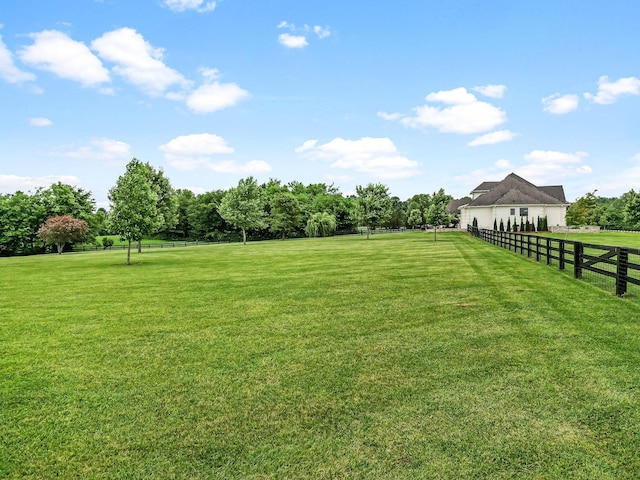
(102, 237), (115, 249)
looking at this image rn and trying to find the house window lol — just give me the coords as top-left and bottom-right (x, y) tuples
(510, 208), (515, 215)
(519, 207), (528, 216)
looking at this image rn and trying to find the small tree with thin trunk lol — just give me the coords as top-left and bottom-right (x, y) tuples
(108, 159), (160, 265)
(37, 215), (88, 254)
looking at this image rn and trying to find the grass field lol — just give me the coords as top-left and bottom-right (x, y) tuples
(2, 231), (640, 478)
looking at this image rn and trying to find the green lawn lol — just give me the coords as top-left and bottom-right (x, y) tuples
(2, 232), (640, 479)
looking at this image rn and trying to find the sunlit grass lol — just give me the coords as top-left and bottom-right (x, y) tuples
(2, 232), (640, 478)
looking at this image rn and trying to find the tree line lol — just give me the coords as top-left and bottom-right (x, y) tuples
(566, 190), (640, 229)
(0, 158), (455, 259)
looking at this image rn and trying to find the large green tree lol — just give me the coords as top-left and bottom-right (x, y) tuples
(144, 163), (178, 238)
(566, 191), (599, 226)
(218, 177), (266, 245)
(108, 159), (160, 264)
(0, 192), (46, 256)
(354, 183), (392, 239)
(269, 192), (302, 240)
(623, 190), (640, 230)
(406, 193), (431, 229)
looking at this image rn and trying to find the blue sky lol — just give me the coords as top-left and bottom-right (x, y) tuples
(1, 0), (640, 207)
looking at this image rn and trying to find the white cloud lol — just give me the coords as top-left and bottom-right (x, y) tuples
(92, 27), (188, 97)
(296, 137), (421, 179)
(19, 30), (110, 87)
(524, 150), (588, 164)
(426, 87), (477, 105)
(163, 0), (216, 12)
(62, 138), (132, 161)
(278, 33), (308, 49)
(584, 75), (640, 105)
(376, 112), (403, 121)
(517, 150), (591, 185)
(29, 117), (52, 127)
(294, 139), (318, 153)
(542, 93), (580, 114)
(208, 160), (271, 174)
(313, 26), (331, 39)
(0, 35), (36, 83)
(0, 174), (82, 194)
(186, 76), (250, 113)
(595, 153), (640, 195)
(468, 130), (515, 146)
(473, 84), (506, 99)
(160, 133), (235, 170)
(277, 22), (331, 48)
(381, 87), (507, 134)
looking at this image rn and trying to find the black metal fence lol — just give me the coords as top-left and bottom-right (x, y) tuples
(468, 226), (640, 298)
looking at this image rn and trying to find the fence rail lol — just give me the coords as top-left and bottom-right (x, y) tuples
(468, 226), (640, 298)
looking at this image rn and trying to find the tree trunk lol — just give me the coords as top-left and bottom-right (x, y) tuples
(127, 240), (132, 265)
(366, 227), (371, 240)
(137, 239), (142, 253)
(242, 228), (247, 245)
(433, 226), (437, 242)
(57, 242), (64, 254)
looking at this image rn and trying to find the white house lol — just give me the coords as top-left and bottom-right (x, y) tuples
(457, 173), (568, 230)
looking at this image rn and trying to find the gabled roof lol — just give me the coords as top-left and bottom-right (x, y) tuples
(466, 173), (567, 207)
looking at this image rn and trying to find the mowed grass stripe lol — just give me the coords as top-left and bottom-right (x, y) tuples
(1, 232), (640, 479)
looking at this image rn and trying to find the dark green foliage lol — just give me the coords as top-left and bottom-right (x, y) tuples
(102, 237), (114, 249)
(566, 191), (598, 226)
(472, 217), (478, 228)
(0, 191), (46, 256)
(188, 190), (229, 241)
(506, 218), (511, 232)
(499, 219), (504, 231)
(269, 192), (302, 239)
(493, 219), (498, 231)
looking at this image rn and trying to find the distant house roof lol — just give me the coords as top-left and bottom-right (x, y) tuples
(471, 181), (500, 194)
(466, 173), (567, 207)
(447, 198), (469, 214)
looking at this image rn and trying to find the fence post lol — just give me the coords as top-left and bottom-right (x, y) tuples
(616, 247), (629, 297)
(574, 242), (583, 279)
(559, 240), (565, 270)
(546, 238), (551, 265)
(527, 235), (532, 258)
(536, 236), (540, 262)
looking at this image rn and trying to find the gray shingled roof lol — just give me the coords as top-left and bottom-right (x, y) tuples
(471, 181), (500, 193)
(466, 173), (567, 207)
(447, 198), (469, 214)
